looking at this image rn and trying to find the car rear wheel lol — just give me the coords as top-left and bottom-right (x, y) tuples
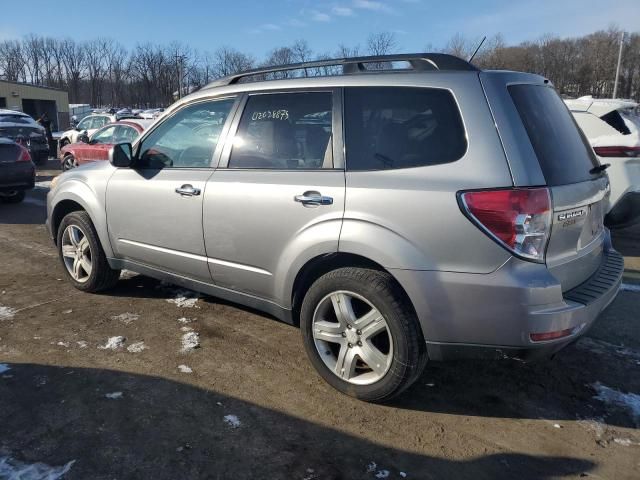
(57, 211), (120, 292)
(62, 154), (77, 171)
(0, 190), (25, 204)
(300, 267), (427, 402)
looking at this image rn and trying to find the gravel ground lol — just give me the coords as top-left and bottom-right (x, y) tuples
(0, 160), (638, 479)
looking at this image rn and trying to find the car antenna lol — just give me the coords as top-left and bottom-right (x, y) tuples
(468, 36), (487, 63)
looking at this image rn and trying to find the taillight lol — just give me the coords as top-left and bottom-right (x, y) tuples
(17, 145), (32, 162)
(460, 188), (552, 263)
(593, 146), (640, 158)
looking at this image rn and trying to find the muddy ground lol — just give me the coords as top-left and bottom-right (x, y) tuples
(0, 160), (639, 479)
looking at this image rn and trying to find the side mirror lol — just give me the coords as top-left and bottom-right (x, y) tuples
(78, 131), (90, 143)
(109, 142), (134, 168)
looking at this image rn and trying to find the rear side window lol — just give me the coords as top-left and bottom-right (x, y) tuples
(509, 85), (598, 186)
(228, 92), (333, 169)
(600, 110), (631, 135)
(344, 87), (466, 170)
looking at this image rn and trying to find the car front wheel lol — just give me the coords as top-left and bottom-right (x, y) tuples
(57, 211), (120, 292)
(300, 267), (427, 402)
(62, 154), (77, 171)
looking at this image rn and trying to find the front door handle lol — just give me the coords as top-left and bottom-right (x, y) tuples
(294, 191), (333, 206)
(175, 184), (201, 196)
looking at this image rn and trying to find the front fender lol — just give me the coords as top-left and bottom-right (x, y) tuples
(49, 178), (114, 258)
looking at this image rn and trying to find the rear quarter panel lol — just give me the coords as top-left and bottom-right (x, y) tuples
(341, 73), (513, 273)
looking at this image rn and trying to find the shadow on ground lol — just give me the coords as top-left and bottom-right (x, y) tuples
(0, 364), (595, 480)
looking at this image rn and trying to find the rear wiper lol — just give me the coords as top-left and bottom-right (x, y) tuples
(590, 163), (610, 174)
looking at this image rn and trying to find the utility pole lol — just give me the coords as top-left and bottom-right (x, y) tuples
(613, 31), (624, 99)
(174, 53), (185, 100)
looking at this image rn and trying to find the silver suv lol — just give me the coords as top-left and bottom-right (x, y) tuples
(46, 54), (623, 401)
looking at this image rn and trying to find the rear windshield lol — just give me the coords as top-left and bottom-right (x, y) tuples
(0, 114), (33, 125)
(509, 84), (599, 186)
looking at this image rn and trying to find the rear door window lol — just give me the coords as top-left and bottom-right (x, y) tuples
(509, 84), (599, 186)
(343, 87), (466, 170)
(228, 92), (333, 169)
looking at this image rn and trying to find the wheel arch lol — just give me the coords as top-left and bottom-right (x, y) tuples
(290, 252), (417, 327)
(50, 187), (114, 258)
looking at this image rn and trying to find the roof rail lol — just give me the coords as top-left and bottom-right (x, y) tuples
(203, 53), (478, 89)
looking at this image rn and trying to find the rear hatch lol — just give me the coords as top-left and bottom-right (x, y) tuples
(484, 75), (609, 292)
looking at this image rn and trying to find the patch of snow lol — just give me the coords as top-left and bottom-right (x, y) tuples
(400, 473), (407, 478)
(577, 417), (605, 438)
(119, 269), (138, 279)
(180, 326), (193, 332)
(166, 289), (200, 308)
(178, 364), (192, 373)
(223, 414), (241, 428)
(0, 456), (75, 480)
(216, 401), (223, 406)
(0, 305), (16, 321)
(56, 341), (69, 348)
(366, 462), (377, 473)
(621, 283), (640, 293)
(577, 337), (640, 365)
(375, 471), (390, 479)
(177, 317), (194, 324)
(0, 364), (10, 374)
(34, 180), (52, 190)
(613, 438), (639, 446)
(127, 341), (146, 353)
(592, 382), (640, 424)
(62, 309), (73, 314)
(425, 383), (435, 387)
(111, 312), (139, 324)
(98, 336), (126, 350)
(553, 423), (562, 429)
(181, 332), (200, 353)
(76, 341), (88, 349)
(105, 391), (123, 399)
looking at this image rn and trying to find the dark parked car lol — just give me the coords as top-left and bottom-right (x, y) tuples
(0, 109), (50, 165)
(0, 137), (35, 203)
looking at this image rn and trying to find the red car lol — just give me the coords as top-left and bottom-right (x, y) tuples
(59, 119), (152, 170)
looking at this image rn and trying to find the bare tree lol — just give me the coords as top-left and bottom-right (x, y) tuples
(366, 32), (397, 56)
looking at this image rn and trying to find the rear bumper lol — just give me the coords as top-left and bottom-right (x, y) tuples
(0, 162), (35, 191)
(605, 191), (640, 229)
(391, 234), (623, 361)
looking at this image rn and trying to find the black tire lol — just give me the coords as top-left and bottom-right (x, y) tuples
(300, 267), (427, 402)
(62, 154), (77, 171)
(1, 190), (26, 204)
(56, 211), (120, 292)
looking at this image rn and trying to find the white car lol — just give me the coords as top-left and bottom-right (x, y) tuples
(565, 96), (640, 229)
(58, 112), (141, 151)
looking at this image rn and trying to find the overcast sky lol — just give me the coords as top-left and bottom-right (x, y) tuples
(1, 0), (638, 56)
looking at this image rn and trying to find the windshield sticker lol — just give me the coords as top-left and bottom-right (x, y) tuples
(252, 110), (290, 121)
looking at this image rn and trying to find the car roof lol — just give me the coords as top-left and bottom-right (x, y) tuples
(115, 119), (153, 130)
(0, 109), (30, 117)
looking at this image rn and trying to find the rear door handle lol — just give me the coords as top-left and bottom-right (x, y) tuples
(294, 191), (333, 206)
(175, 184), (201, 196)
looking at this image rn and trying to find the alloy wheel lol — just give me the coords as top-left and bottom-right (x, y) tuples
(61, 225), (92, 282)
(63, 156), (77, 171)
(312, 290), (393, 385)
